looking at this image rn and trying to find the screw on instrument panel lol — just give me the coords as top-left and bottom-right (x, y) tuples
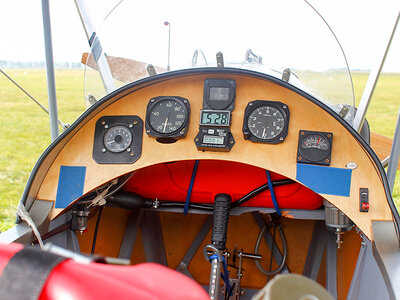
(151, 98), (155, 102)
(133, 120), (138, 125)
(101, 121), (105, 125)
(129, 124), (133, 128)
(325, 159), (330, 163)
(127, 148), (131, 152)
(298, 156), (302, 160)
(104, 124), (109, 129)
(180, 131), (185, 134)
(283, 105), (287, 109)
(279, 137), (284, 141)
(300, 131), (304, 135)
(195, 138), (199, 142)
(327, 134), (332, 138)
(102, 148), (106, 153)
(230, 140), (234, 144)
(146, 130), (151, 133)
(130, 152), (135, 157)
(249, 102), (253, 106)
(184, 99), (187, 103)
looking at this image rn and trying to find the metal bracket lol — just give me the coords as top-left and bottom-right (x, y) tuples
(140, 211), (167, 265)
(176, 215), (213, 278)
(118, 210), (143, 260)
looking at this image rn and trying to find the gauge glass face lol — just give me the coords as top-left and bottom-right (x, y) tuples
(149, 99), (186, 134)
(301, 134), (330, 150)
(247, 106), (285, 140)
(103, 125), (132, 153)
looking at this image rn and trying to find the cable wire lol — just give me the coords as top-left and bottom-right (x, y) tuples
(254, 221), (287, 276)
(91, 206), (104, 255)
(0, 68), (69, 130)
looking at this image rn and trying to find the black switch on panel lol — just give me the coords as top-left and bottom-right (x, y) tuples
(360, 188), (369, 212)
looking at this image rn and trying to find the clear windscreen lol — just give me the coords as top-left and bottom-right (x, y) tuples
(83, 0), (355, 123)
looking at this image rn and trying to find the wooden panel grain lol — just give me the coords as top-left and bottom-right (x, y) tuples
(36, 73), (392, 240)
(371, 132), (399, 170)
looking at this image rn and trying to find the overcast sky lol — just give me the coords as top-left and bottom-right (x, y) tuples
(0, 0), (399, 72)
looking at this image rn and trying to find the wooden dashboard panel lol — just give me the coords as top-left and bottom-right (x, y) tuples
(35, 71), (392, 240)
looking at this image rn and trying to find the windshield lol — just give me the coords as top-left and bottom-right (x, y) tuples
(83, 0), (355, 123)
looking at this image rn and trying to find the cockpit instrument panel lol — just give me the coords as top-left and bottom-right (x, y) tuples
(297, 130), (333, 165)
(243, 100), (290, 143)
(93, 116), (143, 164)
(145, 96), (190, 143)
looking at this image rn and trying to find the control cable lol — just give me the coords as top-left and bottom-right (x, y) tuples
(254, 218), (287, 276)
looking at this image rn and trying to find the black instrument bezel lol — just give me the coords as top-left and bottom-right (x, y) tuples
(297, 130), (333, 166)
(243, 100), (290, 144)
(145, 96), (190, 141)
(93, 115), (143, 164)
(203, 79), (236, 111)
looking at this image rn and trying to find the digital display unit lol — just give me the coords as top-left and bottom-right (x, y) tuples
(209, 87), (230, 101)
(199, 110), (230, 127)
(203, 135), (224, 145)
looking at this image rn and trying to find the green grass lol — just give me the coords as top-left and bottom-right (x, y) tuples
(0, 69), (86, 231)
(0, 69), (399, 231)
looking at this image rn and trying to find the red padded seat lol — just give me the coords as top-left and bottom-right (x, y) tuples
(124, 160), (322, 209)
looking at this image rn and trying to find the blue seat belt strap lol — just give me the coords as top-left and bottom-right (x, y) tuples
(266, 170), (282, 216)
(184, 160), (199, 215)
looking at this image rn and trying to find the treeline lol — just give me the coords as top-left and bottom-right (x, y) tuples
(0, 60), (82, 69)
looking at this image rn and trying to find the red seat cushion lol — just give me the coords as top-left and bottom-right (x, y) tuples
(124, 160), (322, 209)
(0, 243), (209, 300)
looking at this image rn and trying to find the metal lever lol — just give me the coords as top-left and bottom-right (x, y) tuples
(206, 193), (231, 300)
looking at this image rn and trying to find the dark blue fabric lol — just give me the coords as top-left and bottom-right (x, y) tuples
(55, 166), (86, 208)
(296, 163), (352, 197)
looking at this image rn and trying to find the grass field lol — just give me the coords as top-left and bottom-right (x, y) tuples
(0, 69), (399, 231)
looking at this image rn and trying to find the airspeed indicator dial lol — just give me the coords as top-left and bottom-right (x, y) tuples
(145, 96), (190, 142)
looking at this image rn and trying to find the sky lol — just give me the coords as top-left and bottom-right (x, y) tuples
(0, 0), (399, 72)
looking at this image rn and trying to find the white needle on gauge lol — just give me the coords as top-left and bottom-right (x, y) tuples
(262, 128), (266, 138)
(163, 112), (171, 133)
(107, 140), (115, 144)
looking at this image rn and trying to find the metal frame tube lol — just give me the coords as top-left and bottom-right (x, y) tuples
(74, 0), (116, 94)
(387, 107), (400, 193)
(41, 0), (59, 141)
(353, 10), (400, 132)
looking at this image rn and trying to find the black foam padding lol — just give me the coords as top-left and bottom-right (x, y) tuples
(211, 193), (231, 250)
(0, 246), (66, 300)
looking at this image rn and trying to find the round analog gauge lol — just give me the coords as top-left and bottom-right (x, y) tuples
(103, 125), (132, 153)
(247, 106), (285, 140)
(148, 98), (187, 134)
(301, 134), (330, 151)
(297, 131), (333, 165)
